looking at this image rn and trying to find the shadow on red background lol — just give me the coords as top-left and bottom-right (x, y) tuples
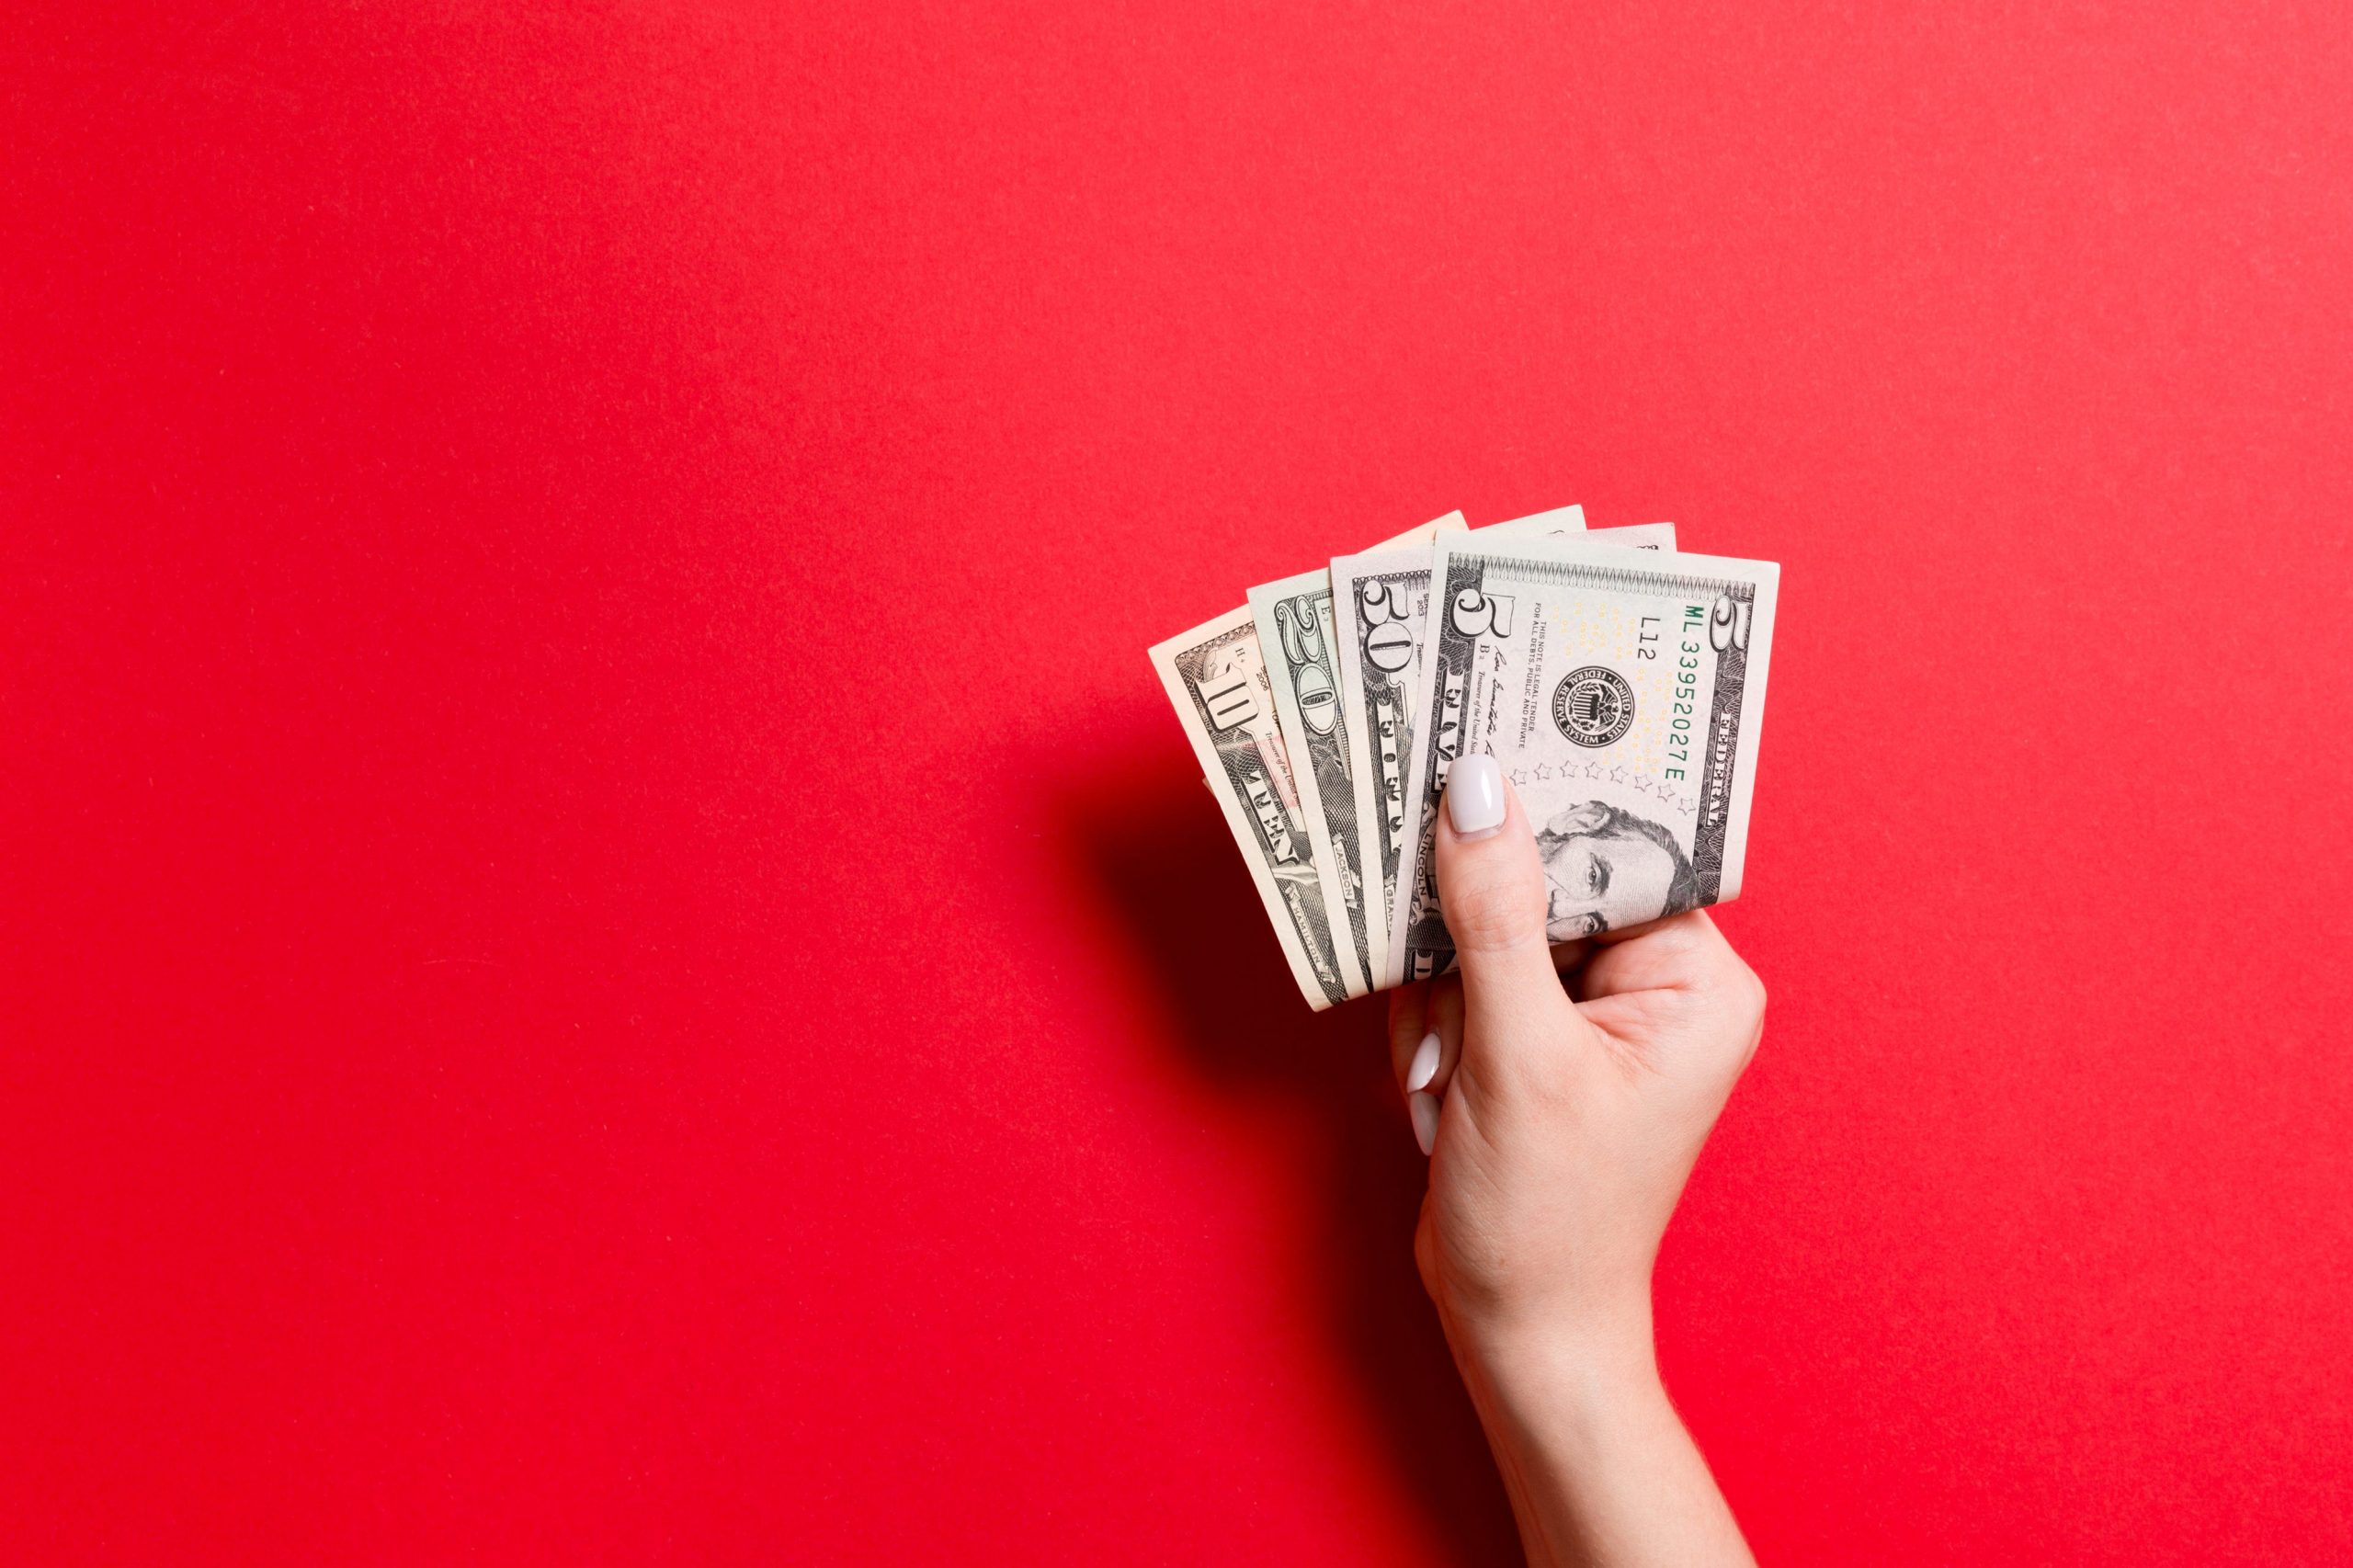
(1056, 756), (1521, 1564)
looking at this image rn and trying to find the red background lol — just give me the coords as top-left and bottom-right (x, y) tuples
(7, 3), (2351, 1562)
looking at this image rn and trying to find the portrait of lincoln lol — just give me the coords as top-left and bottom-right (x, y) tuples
(1535, 800), (1700, 938)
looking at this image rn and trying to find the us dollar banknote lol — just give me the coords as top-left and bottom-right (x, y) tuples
(1250, 573), (1381, 988)
(1388, 533), (1778, 983)
(1237, 513), (1466, 990)
(1335, 521), (1682, 985)
(1328, 548), (1442, 989)
(1150, 606), (1364, 1008)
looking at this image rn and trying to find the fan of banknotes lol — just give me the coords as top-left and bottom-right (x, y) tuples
(1149, 506), (1780, 1009)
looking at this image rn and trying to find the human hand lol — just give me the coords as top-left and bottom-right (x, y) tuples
(1387, 755), (1768, 1369)
(1387, 756), (1765, 1565)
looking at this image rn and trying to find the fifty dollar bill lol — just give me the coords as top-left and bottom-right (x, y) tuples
(1242, 512), (1468, 992)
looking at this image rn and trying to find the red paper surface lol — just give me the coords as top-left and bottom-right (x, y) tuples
(6, 4), (2351, 1562)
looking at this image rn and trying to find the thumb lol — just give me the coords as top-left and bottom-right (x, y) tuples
(1435, 756), (1578, 1054)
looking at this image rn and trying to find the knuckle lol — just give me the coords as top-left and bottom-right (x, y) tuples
(1736, 958), (1768, 1019)
(1721, 962), (1768, 1054)
(1718, 953), (1765, 1014)
(1700, 939), (1767, 1021)
(1412, 1211), (1443, 1299)
(1442, 858), (1547, 953)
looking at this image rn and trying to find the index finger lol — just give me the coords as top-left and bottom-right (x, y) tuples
(1387, 979), (1432, 1093)
(1578, 908), (1752, 998)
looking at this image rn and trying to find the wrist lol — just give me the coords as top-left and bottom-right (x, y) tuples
(1439, 1277), (1655, 1372)
(1443, 1298), (1665, 1434)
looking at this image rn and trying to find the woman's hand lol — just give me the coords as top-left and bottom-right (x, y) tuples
(1388, 755), (1763, 1568)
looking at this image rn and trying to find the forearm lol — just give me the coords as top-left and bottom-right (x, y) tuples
(1449, 1316), (1753, 1568)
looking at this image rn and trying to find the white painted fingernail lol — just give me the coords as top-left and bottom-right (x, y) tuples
(1409, 1091), (1439, 1156)
(1407, 1031), (1440, 1093)
(1447, 754), (1505, 839)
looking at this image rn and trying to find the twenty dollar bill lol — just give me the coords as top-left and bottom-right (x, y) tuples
(1251, 573), (1382, 990)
